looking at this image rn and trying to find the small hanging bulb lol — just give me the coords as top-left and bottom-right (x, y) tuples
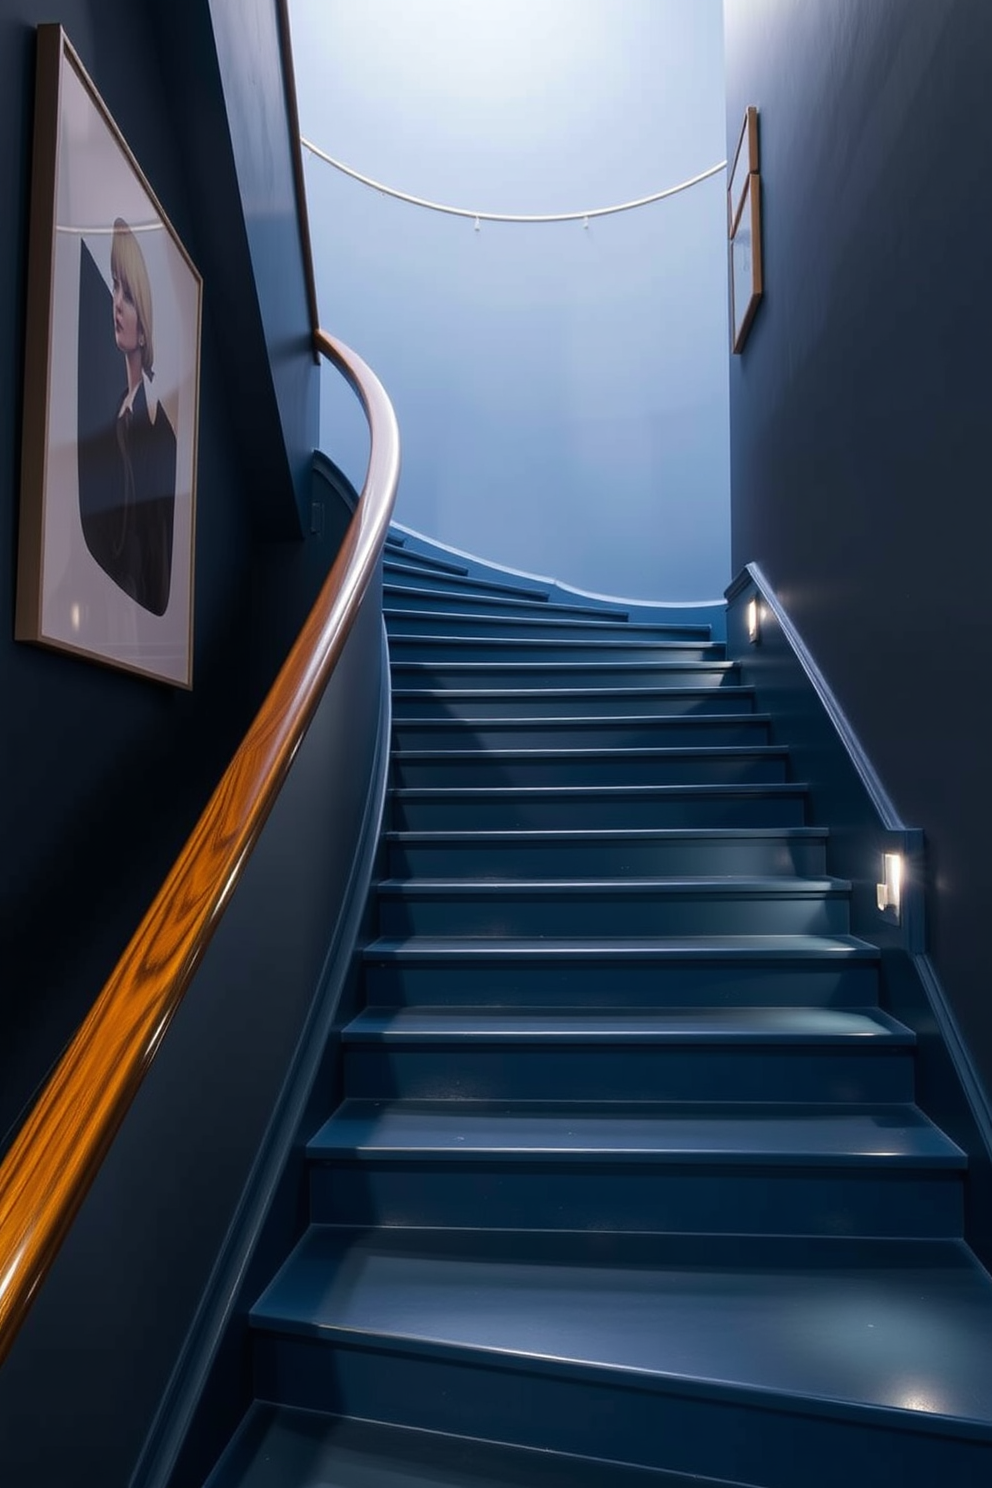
(474, 215), (481, 232)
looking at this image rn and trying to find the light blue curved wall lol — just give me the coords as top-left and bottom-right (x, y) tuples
(290, 0), (729, 601)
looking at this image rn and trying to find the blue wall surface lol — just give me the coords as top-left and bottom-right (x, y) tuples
(724, 0), (992, 1096)
(0, 3), (336, 1483)
(0, 0), (319, 1159)
(290, 0), (730, 601)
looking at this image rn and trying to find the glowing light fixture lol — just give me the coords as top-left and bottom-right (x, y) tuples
(747, 598), (760, 644)
(876, 852), (903, 918)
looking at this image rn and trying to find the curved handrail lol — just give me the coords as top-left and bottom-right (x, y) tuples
(0, 329), (400, 1368)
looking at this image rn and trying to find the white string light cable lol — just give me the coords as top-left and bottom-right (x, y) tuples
(301, 136), (727, 229)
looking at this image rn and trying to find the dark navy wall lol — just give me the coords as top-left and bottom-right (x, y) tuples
(0, 578), (387, 1488)
(206, 0), (318, 534)
(724, 0), (992, 1097)
(0, 0), (319, 1157)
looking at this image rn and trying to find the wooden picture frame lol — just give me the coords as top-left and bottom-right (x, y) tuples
(15, 25), (202, 687)
(730, 172), (763, 355)
(728, 104), (759, 237)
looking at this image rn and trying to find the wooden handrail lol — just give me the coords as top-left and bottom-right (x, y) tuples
(0, 330), (400, 1368)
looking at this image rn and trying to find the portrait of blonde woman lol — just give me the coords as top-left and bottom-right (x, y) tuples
(76, 217), (177, 617)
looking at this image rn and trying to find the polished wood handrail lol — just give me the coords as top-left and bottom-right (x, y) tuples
(0, 330), (400, 1368)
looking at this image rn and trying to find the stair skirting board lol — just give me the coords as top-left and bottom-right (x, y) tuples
(726, 564), (992, 1266)
(131, 628), (394, 1488)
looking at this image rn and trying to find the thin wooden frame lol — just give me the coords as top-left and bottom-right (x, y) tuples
(730, 172), (763, 354)
(728, 105), (759, 237)
(16, 25), (202, 687)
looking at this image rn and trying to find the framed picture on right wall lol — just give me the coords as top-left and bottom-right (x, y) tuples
(730, 168), (763, 353)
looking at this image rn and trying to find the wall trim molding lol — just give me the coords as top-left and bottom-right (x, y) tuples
(914, 952), (992, 1164)
(725, 562), (992, 1251)
(733, 562), (902, 828)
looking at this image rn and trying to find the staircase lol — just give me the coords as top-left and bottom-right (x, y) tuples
(205, 531), (992, 1487)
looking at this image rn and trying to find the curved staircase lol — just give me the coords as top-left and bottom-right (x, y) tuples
(205, 530), (992, 1487)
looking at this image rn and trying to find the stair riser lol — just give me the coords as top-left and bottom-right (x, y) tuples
(387, 835), (828, 878)
(392, 718), (770, 750)
(392, 690), (756, 719)
(310, 1162), (960, 1239)
(341, 1045), (912, 1103)
(391, 665), (736, 690)
(387, 593), (709, 636)
(384, 546), (467, 575)
(392, 753), (788, 788)
(253, 1336), (989, 1488)
(363, 958), (881, 1009)
(390, 791), (809, 830)
(389, 640), (721, 665)
(376, 891), (850, 938)
(384, 589), (624, 622)
(386, 616), (707, 643)
(383, 565), (545, 600)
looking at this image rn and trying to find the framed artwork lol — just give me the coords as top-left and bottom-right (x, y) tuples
(730, 172), (763, 355)
(728, 105), (759, 237)
(15, 25), (202, 687)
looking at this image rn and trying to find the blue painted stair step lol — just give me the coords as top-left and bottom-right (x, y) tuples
(391, 684), (759, 718)
(386, 826), (828, 877)
(390, 782), (811, 830)
(375, 876), (851, 936)
(392, 713), (772, 749)
(309, 1101), (963, 1236)
(391, 743), (789, 788)
(391, 659), (739, 689)
(208, 1405), (718, 1488)
(249, 1228), (992, 1487)
(384, 566), (552, 603)
(202, 524), (991, 1487)
(384, 585), (633, 621)
(385, 611), (715, 642)
(388, 635), (724, 664)
(341, 1006), (914, 1101)
(384, 550), (471, 577)
(363, 932), (883, 1009)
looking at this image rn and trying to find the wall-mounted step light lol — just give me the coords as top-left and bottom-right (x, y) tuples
(876, 852), (903, 919)
(747, 597), (760, 644)
(728, 106), (763, 354)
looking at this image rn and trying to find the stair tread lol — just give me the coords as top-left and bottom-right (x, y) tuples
(252, 1228), (992, 1433)
(393, 744), (785, 761)
(394, 711), (768, 726)
(384, 564), (546, 596)
(390, 635), (725, 651)
(392, 663), (734, 676)
(310, 1100), (960, 1164)
(387, 826), (828, 843)
(383, 588), (635, 622)
(383, 557), (474, 579)
(392, 686), (755, 700)
(392, 781), (807, 799)
(385, 612), (700, 636)
(343, 1006), (909, 1044)
(211, 1405), (692, 1488)
(365, 932), (879, 960)
(376, 875), (849, 896)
